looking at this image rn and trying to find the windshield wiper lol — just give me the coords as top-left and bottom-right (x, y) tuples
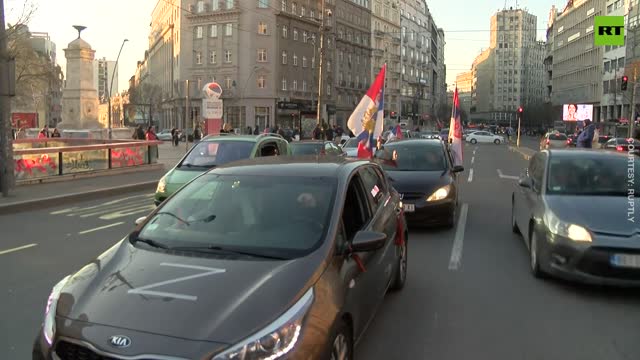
(131, 236), (169, 249)
(155, 211), (189, 225)
(169, 245), (287, 260)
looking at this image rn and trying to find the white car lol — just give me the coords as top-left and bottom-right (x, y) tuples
(340, 137), (360, 157)
(466, 131), (505, 144)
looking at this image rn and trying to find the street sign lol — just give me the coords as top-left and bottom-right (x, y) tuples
(203, 98), (223, 119)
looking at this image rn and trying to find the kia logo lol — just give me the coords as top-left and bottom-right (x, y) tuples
(109, 335), (131, 348)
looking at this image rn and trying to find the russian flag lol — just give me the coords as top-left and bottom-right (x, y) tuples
(348, 65), (386, 159)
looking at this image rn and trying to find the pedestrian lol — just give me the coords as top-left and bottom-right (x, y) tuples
(253, 125), (260, 135)
(576, 119), (595, 148)
(145, 126), (158, 140)
(312, 124), (322, 140)
(51, 128), (61, 138)
(133, 125), (145, 140)
(325, 124), (334, 142)
(194, 126), (202, 142)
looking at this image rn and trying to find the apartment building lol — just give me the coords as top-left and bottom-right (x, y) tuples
(370, 0), (401, 116)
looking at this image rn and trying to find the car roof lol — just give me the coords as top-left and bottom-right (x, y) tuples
(292, 140), (326, 144)
(201, 134), (284, 142)
(209, 156), (371, 178)
(545, 149), (629, 159)
(383, 139), (443, 147)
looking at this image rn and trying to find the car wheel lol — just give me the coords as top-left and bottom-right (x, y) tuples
(390, 233), (408, 291)
(494, 139), (501, 144)
(511, 198), (520, 234)
(330, 322), (353, 360)
(529, 230), (545, 278)
(470, 139), (477, 144)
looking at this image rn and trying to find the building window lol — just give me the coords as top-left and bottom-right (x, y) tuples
(212, 0), (219, 10)
(225, 23), (233, 36)
(258, 22), (268, 34)
(327, 84), (331, 96)
(257, 48), (267, 62)
(303, 31), (308, 42)
(302, 80), (307, 91)
(257, 75), (266, 88)
(197, 0), (205, 12)
(226, 0), (234, 9)
(258, 0), (269, 8)
(225, 50), (232, 62)
(293, 28), (298, 40)
(255, 106), (270, 128)
(292, 2), (296, 13)
(195, 51), (202, 64)
(301, 5), (305, 16)
(310, 9), (315, 18)
(293, 53), (298, 66)
(225, 77), (233, 88)
(282, 78), (287, 90)
(302, 56), (307, 67)
(196, 26), (203, 38)
(282, 50), (287, 64)
(311, 56), (315, 68)
(282, 25), (288, 38)
(293, 80), (298, 91)
(210, 50), (216, 63)
(210, 25), (217, 37)
(281, 0), (287, 10)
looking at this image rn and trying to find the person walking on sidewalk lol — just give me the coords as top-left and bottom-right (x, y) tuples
(576, 119), (595, 148)
(171, 128), (179, 146)
(133, 125), (145, 140)
(146, 126), (158, 140)
(51, 128), (61, 138)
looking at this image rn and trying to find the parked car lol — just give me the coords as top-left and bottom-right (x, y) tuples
(290, 140), (346, 156)
(374, 139), (463, 227)
(466, 131), (505, 144)
(512, 149), (640, 284)
(33, 156), (408, 360)
(154, 134), (290, 205)
(156, 129), (173, 141)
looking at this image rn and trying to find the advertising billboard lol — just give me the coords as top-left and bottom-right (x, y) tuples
(562, 104), (593, 121)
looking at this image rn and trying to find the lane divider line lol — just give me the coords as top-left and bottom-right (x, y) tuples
(471, 156), (475, 164)
(78, 222), (125, 235)
(448, 203), (469, 270)
(467, 168), (474, 182)
(497, 169), (519, 180)
(0, 243), (38, 255)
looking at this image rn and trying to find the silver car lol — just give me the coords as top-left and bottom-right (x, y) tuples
(540, 132), (568, 150)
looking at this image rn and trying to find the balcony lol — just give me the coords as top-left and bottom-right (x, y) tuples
(375, 30), (384, 38)
(373, 49), (384, 57)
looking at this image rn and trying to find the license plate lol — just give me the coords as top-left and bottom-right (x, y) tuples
(610, 254), (640, 268)
(404, 203), (415, 212)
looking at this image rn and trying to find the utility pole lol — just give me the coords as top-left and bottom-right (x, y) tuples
(0, 0), (14, 197)
(185, 79), (190, 152)
(399, 16), (403, 122)
(630, 67), (637, 139)
(316, 0), (326, 128)
(517, 107), (523, 148)
(108, 39), (128, 139)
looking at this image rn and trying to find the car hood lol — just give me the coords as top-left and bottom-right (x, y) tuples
(57, 240), (320, 344)
(546, 195), (640, 236)
(386, 170), (450, 195)
(164, 168), (207, 193)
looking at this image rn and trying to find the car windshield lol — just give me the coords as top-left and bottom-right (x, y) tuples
(137, 174), (336, 258)
(291, 143), (323, 155)
(179, 140), (254, 168)
(548, 134), (567, 140)
(547, 155), (640, 196)
(342, 138), (359, 148)
(375, 143), (446, 171)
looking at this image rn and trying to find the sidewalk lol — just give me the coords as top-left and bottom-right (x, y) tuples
(157, 141), (190, 169)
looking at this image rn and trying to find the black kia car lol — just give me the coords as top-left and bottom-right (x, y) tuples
(33, 157), (408, 360)
(374, 139), (463, 227)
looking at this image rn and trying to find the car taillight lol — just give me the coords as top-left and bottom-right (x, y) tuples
(616, 146), (624, 151)
(546, 139), (550, 144)
(567, 139), (571, 144)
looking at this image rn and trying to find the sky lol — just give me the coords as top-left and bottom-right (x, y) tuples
(5, 0), (563, 93)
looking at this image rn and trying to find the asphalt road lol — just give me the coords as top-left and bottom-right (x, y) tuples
(1, 143), (639, 360)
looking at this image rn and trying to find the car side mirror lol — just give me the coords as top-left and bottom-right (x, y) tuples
(350, 231), (387, 252)
(452, 165), (464, 173)
(518, 177), (531, 188)
(135, 216), (147, 226)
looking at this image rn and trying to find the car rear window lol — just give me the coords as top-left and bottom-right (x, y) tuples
(376, 143), (446, 171)
(549, 134), (567, 140)
(291, 143), (323, 155)
(180, 140), (255, 168)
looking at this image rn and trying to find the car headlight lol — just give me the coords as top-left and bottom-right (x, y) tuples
(156, 176), (167, 193)
(212, 288), (314, 360)
(427, 185), (451, 202)
(43, 276), (70, 346)
(544, 212), (592, 242)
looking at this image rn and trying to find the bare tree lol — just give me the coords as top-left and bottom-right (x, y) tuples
(128, 83), (163, 125)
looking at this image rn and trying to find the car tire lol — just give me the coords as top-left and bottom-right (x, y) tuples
(494, 139), (501, 144)
(329, 321), (353, 360)
(390, 232), (408, 291)
(511, 198), (520, 234)
(529, 229), (546, 278)
(470, 139), (477, 144)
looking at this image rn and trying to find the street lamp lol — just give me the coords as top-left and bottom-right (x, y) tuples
(108, 38), (129, 139)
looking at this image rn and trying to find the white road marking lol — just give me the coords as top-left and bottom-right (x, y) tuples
(51, 194), (153, 216)
(78, 222), (125, 235)
(99, 205), (155, 220)
(472, 149), (476, 155)
(0, 243), (38, 255)
(467, 168), (474, 182)
(78, 201), (152, 218)
(497, 169), (519, 180)
(448, 203), (469, 270)
(471, 156), (475, 164)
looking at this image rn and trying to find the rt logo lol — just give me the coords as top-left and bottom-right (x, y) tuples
(595, 16), (625, 46)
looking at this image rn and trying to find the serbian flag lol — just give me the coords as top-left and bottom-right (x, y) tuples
(348, 64), (386, 159)
(448, 87), (464, 166)
(393, 124), (403, 139)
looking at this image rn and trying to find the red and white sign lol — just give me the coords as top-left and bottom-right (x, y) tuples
(11, 112), (38, 129)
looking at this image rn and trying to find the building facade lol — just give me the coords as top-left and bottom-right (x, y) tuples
(455, 70), (472, 114)
(370, 0), (401, 117)
(471, 48), (494, 113)
(549, 0), (605, 120)
(94, 57), (117, 103)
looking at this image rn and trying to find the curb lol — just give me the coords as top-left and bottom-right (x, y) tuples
(0, 181), (158, 215)
(16, 163), (165, 186)
(508, 146), (536, 161)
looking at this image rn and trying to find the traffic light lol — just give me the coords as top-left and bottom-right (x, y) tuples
(622, 76), (629, 91)
(518, 106), (523, 113)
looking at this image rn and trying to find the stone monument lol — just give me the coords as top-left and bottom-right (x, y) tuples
(58, 26), (101, 129)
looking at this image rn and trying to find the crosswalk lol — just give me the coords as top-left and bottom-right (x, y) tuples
(50, 193), (156, 221)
